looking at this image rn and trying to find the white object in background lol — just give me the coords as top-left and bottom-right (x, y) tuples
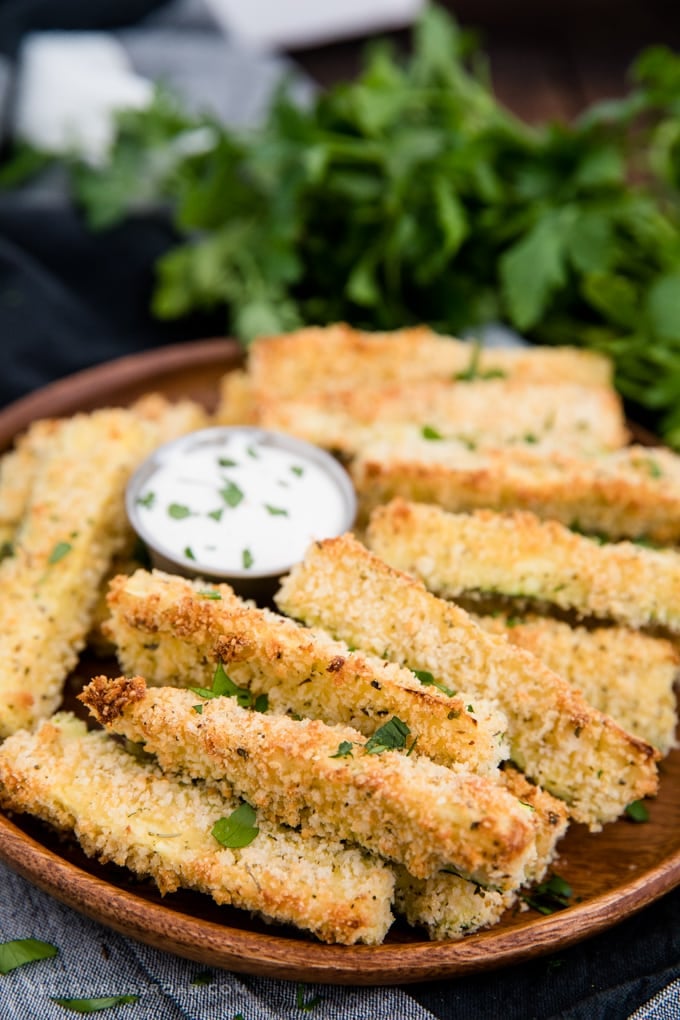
(204, 0), (424, 51)
(13, 33), (153, 163)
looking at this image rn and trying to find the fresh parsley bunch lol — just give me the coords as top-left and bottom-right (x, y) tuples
(9, 6), (680, 445)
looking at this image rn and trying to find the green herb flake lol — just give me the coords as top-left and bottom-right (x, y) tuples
(136, 491), (155, 509)
(246, 444), (259, 459)
(0, 938), (58, 974)
(253, 693), (269, 713)
(290, 465), (304, 477)
(191, 662), (267, 712)
(523, 432), (538, 444)
(296, 983), (322, 1011)
(192, 704), (203, 714)
(167, 503), (192, 520)
(184, 546), (196, 561)
(220, 481), (244, 508)
(264, 504), (289, 516)
(207, 508), (224, 522)
(48, 541), (72, 565)
(412, 668), (457, 698)
(421, 424), (444, 441)
(625, 799), (650, 823)
(50, 995), (139, 1013)
(523, 873), (573, 915)
(0, 540), (14, 562)
(330, 740), (354, 759)
(212, 803), (259, 848)
(218, 457), (238, 468)
(364, 716), (410, 754)
(242, 548), (254, 569)
(198, 589), (222, 599)
(190, 969), (214, 986)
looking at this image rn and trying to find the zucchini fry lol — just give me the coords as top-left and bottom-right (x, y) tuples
(0, 714), (394, 945)
(474, 612), (679, 754)
(351, 440), (680, 543)
(366, 502), (680, 634)
(248, 325), (613, 401)
(80, 675), (538, 890)
(105, 569), (509, 776)
(256, 380), (627, 457)
(275, 534), (659, 828)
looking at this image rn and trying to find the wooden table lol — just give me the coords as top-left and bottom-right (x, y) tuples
(291, 0), (680, 123)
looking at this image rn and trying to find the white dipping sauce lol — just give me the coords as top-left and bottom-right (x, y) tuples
(127, 427), (356, 579)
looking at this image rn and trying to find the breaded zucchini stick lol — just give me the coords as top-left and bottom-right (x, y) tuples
(256, 380), (627, 456)
(105, 569), (508, 776)
(351, 439), (680, 543)
(0, 399), (209, 737)
(0, 418), (63, 548)
(366, 502), (680, 634)
(81, 675), (538, 890)
(247, 325), (613, 401)
(275, 535), (659, 828)
(0, 714), (394, 945)
(395, 765), (569, 940)
(474, 612), (679, 754)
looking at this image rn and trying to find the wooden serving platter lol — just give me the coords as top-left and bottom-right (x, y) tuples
(0, 338), (678, 985)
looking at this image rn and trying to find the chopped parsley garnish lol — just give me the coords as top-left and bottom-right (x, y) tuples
(218, 457), (238, 468)
(190, 970), (214, 986)
(290, 465), (304, 477)
(220, 481), (244, 508)
(523, 432), (538, 444)
(242, 547), (254, 569)
(207, 508), (224, 521)
(0, 938), (58, 974)
(168, 503), (192, 519)
(364, 716), (410, 754)
(421, 424), (444, 440)
(192, 704), (203, 714)
(189, 663), (268, 712)
(330, 741), (354, 759)
(246, 444), (259, 459)
(212, 803), (259, 848)
(0, 540), (14, 562)
(296, 984), (322, 1011)
(136, 491), (155, 508)
(412, 668), (457, 698)
(48, 541), (72, 565)
(523, 874), (573, 915)
(198, 589), (222, 599)
(50, 996), (139, 1013)
(625, 799), (650, 823)
(264, 504), (289, 516)
(184, 546), (196, 560)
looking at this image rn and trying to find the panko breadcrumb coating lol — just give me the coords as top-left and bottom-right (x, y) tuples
(0, 713), (394, 945)
(366, 502), (680, 633)
(276, 534), (659, 828)
(80, 675), (538, 890)
(105, 569), (509, 776)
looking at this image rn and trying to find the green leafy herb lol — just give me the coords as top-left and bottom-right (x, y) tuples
(192, 704), (203, 714)
(0, 938), (58, 974)
(207, 508), (224, 521)
(625, 799), (650, 822)
(136, 491), (155, 508)
(168, 503), (192, 519)
(412, 668), (457, 698)
(523, 874), (573, 915)
(184, 546), (196, 560)
(190, 663), (267, 712)
(330, 740), (354, 758)
(264, 504), (289, 516)
(290, 465), (304, 477)
(364, 716), (410, 754)
(51, 996), (138, 1013)
(19, 7), (680, 447)
(218, 457), (238, 467)
(48, 541), (72, 565)
(198, 589), (222, 599)
(212, 803), (259, 848)
(220, 481), (244, 508)
(421, 424), (444, 441)
(242, 548), (254, 569)
(0, 540), (14, 562)
(296, 984), (322, 1011)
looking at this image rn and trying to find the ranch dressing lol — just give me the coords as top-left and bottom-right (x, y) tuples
(126, 427), (356, 581)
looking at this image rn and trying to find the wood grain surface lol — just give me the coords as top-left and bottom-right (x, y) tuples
(0, 338), (678, 984)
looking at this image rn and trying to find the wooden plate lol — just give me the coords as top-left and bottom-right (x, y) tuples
(0, 338), (678, 985)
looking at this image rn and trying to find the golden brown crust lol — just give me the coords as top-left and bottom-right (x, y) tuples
(80, 675), (539, 889)
(276, 533), (659, 828)
(105, 568), (509, 776)
(366, 501), (680, 633)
